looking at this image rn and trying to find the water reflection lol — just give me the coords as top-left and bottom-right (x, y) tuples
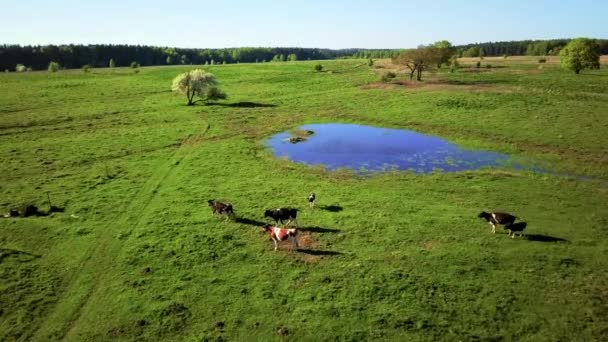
(267, 123), (518, 173)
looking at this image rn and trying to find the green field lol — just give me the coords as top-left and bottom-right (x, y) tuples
(1, 58), (608, 341)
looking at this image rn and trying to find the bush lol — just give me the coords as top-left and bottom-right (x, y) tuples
(503, 54), (508, 59)
(109, 58), (115, 68)
(314, 64), (323, 72)
(130, 61), (140, 68)
(82, 64), (91, 73)
(15, 64), (26, 72)
(485, 64), (492, 69)
(381, 72), (396, 83)
(368, 59), (374, 67)
(475, 61), (481, 68)
(48, 61), (60, 72)
(133, 69), (140, 74)
(538, 58), (547, 63)
(171, 69), (226, 105)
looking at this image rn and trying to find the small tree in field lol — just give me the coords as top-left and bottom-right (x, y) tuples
(15, 64), (26, 72)
(171, 69), (226, 106)
(48, 61), (60, 72)
(109, 58), (116, 68)
(560, 38), (600, 74)
(314, 64), (323, 72)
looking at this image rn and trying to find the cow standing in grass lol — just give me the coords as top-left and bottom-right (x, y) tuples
(478, 211), (516, 233)
(262, 224), (299, 251)
(264, 208), (298, 227)
(208, 199), (235, 220)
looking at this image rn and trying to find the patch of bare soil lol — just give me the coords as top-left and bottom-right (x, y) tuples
(361, 79), (517, 93)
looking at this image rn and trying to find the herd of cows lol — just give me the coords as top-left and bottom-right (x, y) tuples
(207, 194), (527, 252)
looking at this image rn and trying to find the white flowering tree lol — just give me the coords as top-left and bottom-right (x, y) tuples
(171, 69), (226, 105)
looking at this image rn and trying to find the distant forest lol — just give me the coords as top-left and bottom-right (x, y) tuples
(1, 38), (607, 71)
(0, 46), (361, 71)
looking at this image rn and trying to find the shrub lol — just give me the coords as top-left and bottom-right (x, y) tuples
(48, 61), (60, 72)
(368, 59), (374, 67)
(381, 72), (396, 83)
(109, 58), (115, 68)
(130, 61), (140, 68)
(314, 64), (323, 72)
(503, 54), (508, 59)
(15, 64), (26, 72)
(171, 69), (226, 105)
(82, 64), (91, 73)
(538, 58), (547, 63)
(475, 61), (481, 68)
(485, 64), (492, 69)
(134, 69), (140, 74)
(560, 38), (600, 74)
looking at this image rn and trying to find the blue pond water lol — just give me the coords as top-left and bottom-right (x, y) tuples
(267, 123), (520, 173)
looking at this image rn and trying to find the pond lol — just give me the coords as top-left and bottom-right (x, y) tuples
(267, 123), (522, 173)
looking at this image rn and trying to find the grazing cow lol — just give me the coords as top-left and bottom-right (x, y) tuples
(262, 224), (299, 251)
(308, 193), (316, 208)
(208, 199), (235, 219)
(264, 208), (298, 227)
(478, 211), (516, 233)
(504, 222), (527, 238)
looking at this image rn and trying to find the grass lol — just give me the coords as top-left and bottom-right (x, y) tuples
(1, 58), (607, 341)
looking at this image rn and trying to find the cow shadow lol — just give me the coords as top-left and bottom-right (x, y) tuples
(525, 234), (569, 243)
(207, 101), (277, 108)
(235, 217), (266, 227)
(297, 249), (342, 256)
(299, 226), (340, 233)
(319, 205), (343, 212)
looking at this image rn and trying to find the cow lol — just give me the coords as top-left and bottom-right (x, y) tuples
(308, 193), (316, 208)
(208, 199), (235, 219)
(478, 211), (517, 234)
(262, 224), (299, 251)
(264, 208), (298, 227)
(504, 222), (527, 238)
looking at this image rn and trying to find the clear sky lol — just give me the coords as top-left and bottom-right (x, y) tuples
(1, 0), (606, 49)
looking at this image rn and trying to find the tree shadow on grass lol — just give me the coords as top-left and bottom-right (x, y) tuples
(525, 234), (569, 243)
(297, 249), (342, 256)
(235, 217), (266, 227)
(207, 101), (277, 108)
(299, 226), (340, 233)
(319, 205), (343, 212)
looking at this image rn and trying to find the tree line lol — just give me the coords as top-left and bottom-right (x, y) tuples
(455, 39), (608, 57)
(0, 45), (362, 71)
(358, 38), (608, 59)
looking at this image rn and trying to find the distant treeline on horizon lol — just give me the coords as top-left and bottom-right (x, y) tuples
(1, 38), (607, 71)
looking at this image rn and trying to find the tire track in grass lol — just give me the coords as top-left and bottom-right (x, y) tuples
(34, 121), (210, 341)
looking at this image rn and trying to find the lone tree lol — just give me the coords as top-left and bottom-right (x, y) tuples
(560, 38), (600, 74)
(109, 58), (116, 68)
(171, 69), (226, 106)
(393, 46), (443, 81)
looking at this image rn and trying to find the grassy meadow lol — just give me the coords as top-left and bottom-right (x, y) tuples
(1, 57), (608, 341)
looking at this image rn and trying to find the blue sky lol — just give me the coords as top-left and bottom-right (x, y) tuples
(1, 0), (606, 48)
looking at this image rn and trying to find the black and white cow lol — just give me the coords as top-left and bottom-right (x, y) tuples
(478, 211), (516, 234)
(308, 193), (316, 208)
(264, 208), (298, 227)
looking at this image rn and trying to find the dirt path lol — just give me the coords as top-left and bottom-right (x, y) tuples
(33, 121), (210, 341)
